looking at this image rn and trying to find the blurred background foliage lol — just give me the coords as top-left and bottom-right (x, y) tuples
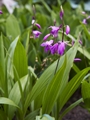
(0, 0), (90, 77)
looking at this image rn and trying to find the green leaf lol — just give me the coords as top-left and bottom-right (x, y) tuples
(13, 40), (28, 78)
(6, 15), (21, 40)
(41, 0), (51, 13)
(81, 81), (90, 108)
(58, 67), (90, 111)
(0, 34), (5, 72)
(81, 22), (90, 40)
(28, 43), (37, 67)
(0, 34), (5, 90)
(8, 75), (28, 119)
(2, 34), (11, 50)
(42, 57), (66, 114)
(5, 36), (19, 95)
(25, 109), (39, 120)
(78, 47), (90, 60)
(5, 36), (19, 74)
(0, 97), (20, 109)
(72, 63), (80, 73)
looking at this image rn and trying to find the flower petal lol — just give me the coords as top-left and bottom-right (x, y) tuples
(58, 42), (66, 56)
(35, 23), (41, 29)
(74, 58), (81, 62)
(82, 19), (87, 24)
(50, 43), (58, 54)
(0, 10), (3, 14)
(33, 30), (42, 39)
(66, 25), (70, 35)
(43, 34), (51, 40)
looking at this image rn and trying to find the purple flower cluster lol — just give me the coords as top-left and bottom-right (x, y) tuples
(41, 9), (70, 56)
(41, 40), (67, 56)
(82, 11), (90, 24)
(32, 18), (42, 39)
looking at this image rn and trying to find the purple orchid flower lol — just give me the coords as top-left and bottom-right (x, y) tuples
(74, 58), (81, 62)
(60, 10), (64, 20)
(58, 41), (66, 56)
(66, 25), (70, 35)
(82, 19), (87, 24)
(81, 11), (86, 14)
(43, 33), (51, 41)
(35, 23), (41, 29)
(41, 40), (53, 52)
(0, 10), (3, 14)
(87, 16), (90, 19)
(50, 43), (58, 54)
(33, 30), (42, 39)
(49, 26), (60, 38)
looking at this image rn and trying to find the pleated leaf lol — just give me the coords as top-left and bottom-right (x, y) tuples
(0, 97), (20, 109)
(6, 15), (21, 40)
(42, 57), (66, 114)
(13, 40), (28, 78)
(81, 80), (90, 108)
(8, 75), (28, 119)
(58, 67), (90, 111)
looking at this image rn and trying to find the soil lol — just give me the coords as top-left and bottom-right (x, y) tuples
(62, 88), (90, 120)
(62, 106), (90, 120)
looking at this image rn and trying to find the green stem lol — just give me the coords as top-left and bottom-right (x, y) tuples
(54, 56), (60, 75)
(62, 18), (64, 42)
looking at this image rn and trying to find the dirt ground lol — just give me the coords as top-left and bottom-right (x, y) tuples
(62, 106), (90, 120)
(62, 89), (90, 120)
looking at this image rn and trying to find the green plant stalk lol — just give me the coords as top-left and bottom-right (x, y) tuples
(54, 13), (65, 75)
(54, 57), (60, 75)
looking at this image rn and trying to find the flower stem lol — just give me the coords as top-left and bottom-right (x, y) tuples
(62, 19), (64, 42)
(54, 56), (60, 75)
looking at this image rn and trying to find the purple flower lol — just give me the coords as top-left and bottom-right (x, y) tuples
(35, 23), (41, 29)
(72, 40), (82, 46)
(33, 30), (42, 39)
(81, 11), (86, 14)
(43, 34), (51, 41)
(58, 41), (66, 56)
(82, 19), (87, 24)
(71, 40), (75, 46)
(41, 40), (53, 52)
(0, 10), (3, 14)
(79, 40), (82, 45)
(50, 43), (58, 54)
(66, 25), (70, 35)
(49, 26), (60, 38)
(87, 16), (90, 19)
(60, 10), (64, 20)
(74, 58), (81, 62)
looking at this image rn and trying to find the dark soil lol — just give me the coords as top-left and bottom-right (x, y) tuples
(62, 88), (90, 120)
(62, 106), (90, 120)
